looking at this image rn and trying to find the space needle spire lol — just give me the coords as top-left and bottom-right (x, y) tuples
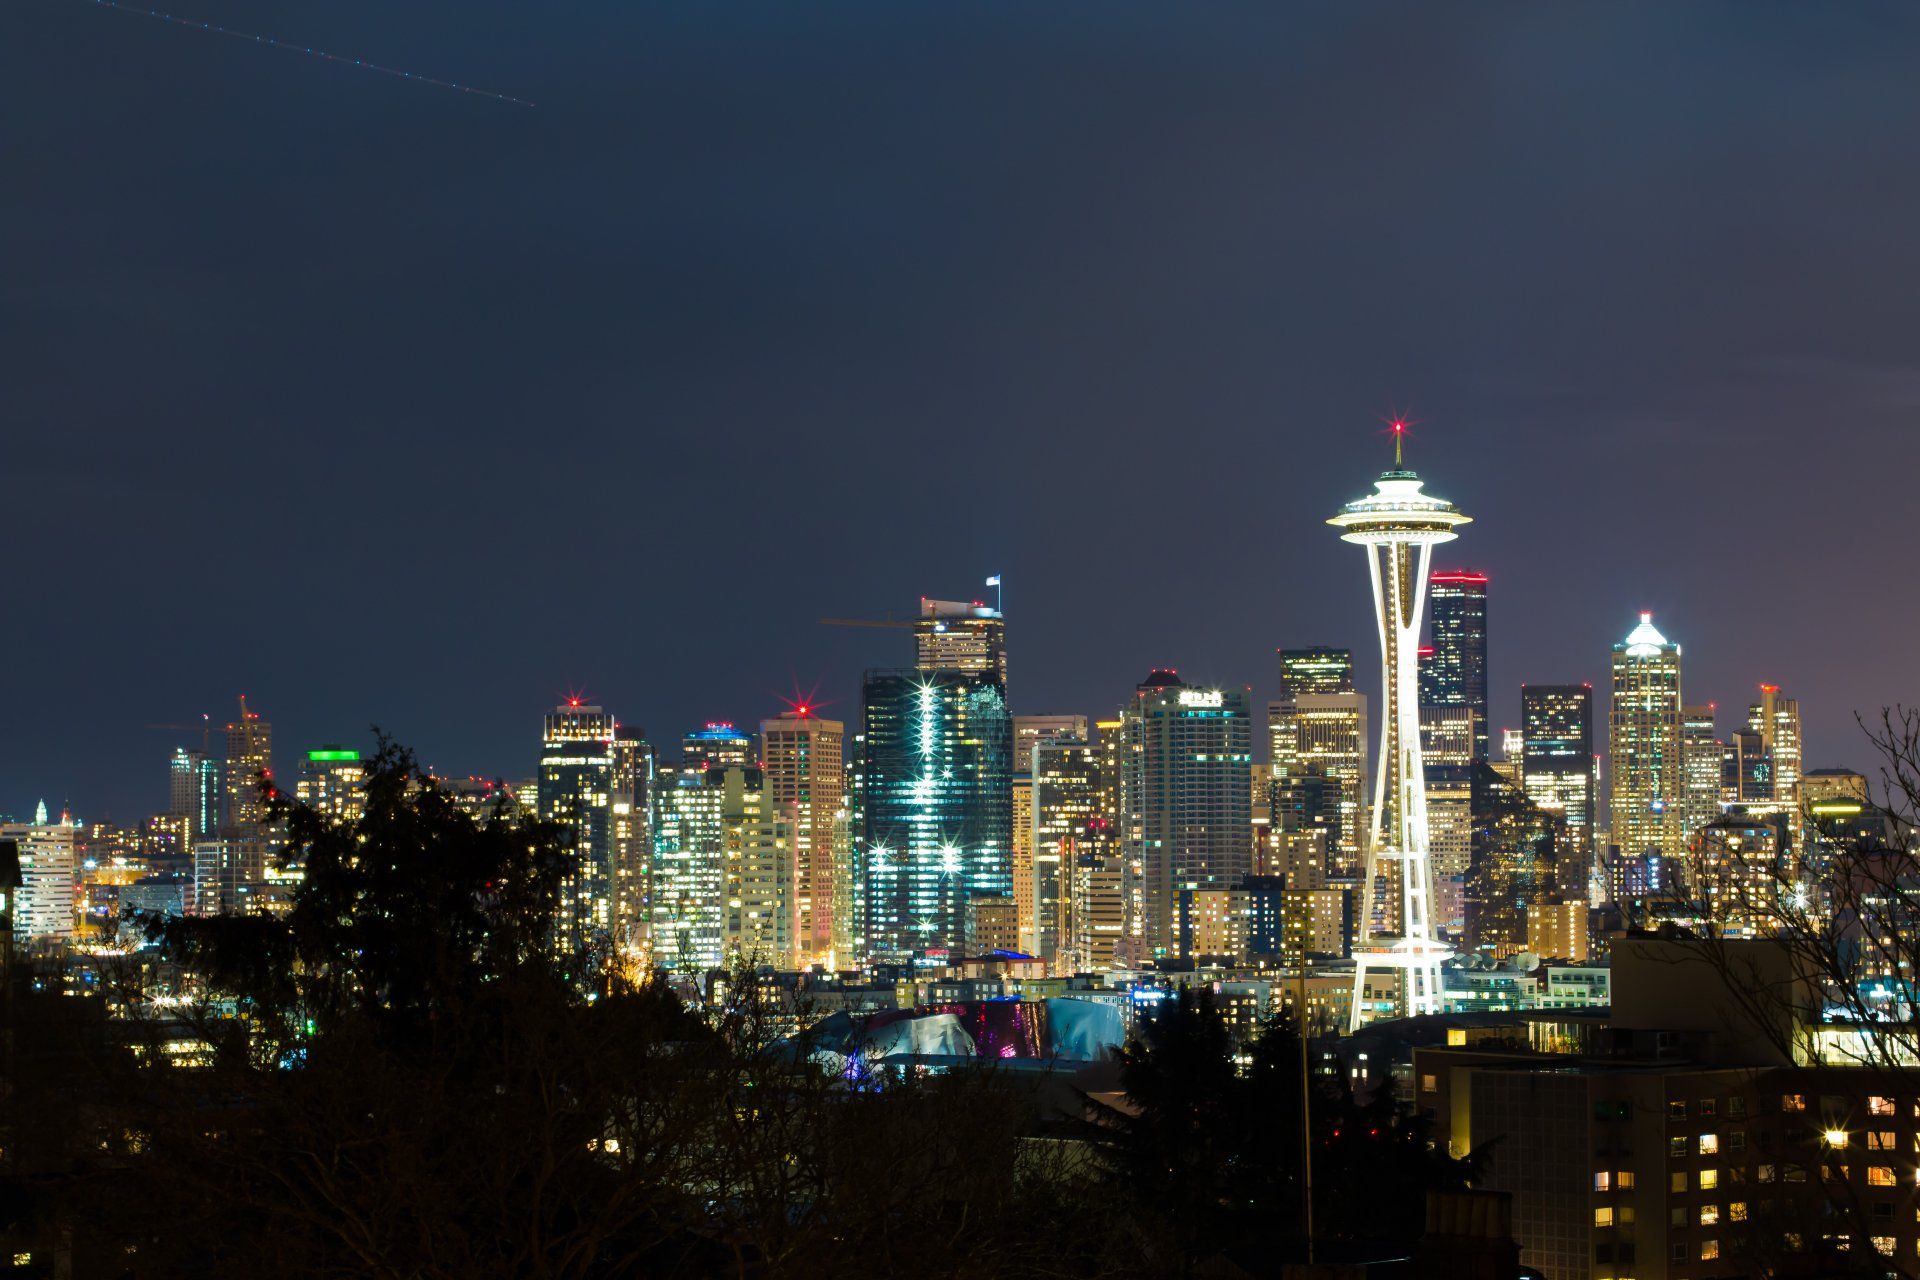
(1328, 425), (1471, 1028)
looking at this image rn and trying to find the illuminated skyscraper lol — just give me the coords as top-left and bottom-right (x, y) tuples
(1012, 714), (1088, 773)
(1269, 691), (1370, 877)
(296, 746), (367, 824)
(538, 700), (617, 959)
(1010, 771), (1034, 953)
(760, 708), (844, 966)
(609, 728), (653, 963)
(1681, 704), (1722, 841)
(650, 752), (792, 971)
(1278, 648), (1355, 698)
(4, 806), (75, 942)
(720, 766), (795, 968)
(1033, 732), (1102, 969)
(681, 722), (754, 769)
(858, 668), (1013, 959)
(223, 701), (273, 833)
(1691, 811), (1782, 936)
(650, 760), (725, 971)
(169, 747), (222, 845)
(1328, 439), (1470, 1026)
(914, 598), (1007, 685)
(1608, 614), (1685, 860)
(1722, 728), (1773, 809)
(1750, 685), (1803, 817)
(1520, 685), (1595, 854)
(1119, 670), (1254, 962)
(1464, 767), (1564, 960)
(1420, 570), (1490, 762)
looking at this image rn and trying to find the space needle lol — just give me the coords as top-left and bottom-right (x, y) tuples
(1328, 423), (1470, 1028)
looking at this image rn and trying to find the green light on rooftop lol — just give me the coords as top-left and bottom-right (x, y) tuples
(307, 749), (360, 762)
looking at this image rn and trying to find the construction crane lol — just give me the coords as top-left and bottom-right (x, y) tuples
(144, 713), (212, 755)
(818, 616), (914, 630)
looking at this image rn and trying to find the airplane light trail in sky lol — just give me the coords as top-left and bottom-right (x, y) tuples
(85, 0), (535, 107)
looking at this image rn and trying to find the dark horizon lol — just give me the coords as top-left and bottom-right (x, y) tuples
(7, 1), (1918, 821)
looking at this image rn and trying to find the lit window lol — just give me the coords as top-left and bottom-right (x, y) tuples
(1870, 1166), (1897, 1187)
(1730, 1201), (1747, 1222)
(1670, 1100), (1689, 1119)
(1669, 1136), (1688, 1157)
(1595, 1206), (1615, 1227)
(1699, 1168), (1719, 1190)
(1701, 1239), (1720, 1260)
(1870, 1131), (1897, 1151)
(1700, 1205), (1720, 1225)
(1594, 1172), (1612, 1191)
(1671, 1171), (1688, 1192)
(1875, 1236), (1897, 1256)
(1698, 1133), (1719, 1155)
(1784, 1093), (1807, 1112)
(1421, 1073), (1438, 1093)
(1870, 1095), (1895, 1116)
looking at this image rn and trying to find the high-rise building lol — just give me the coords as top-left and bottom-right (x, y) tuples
(858, 667), (1013, 959)
(1118, 671), (1254, 961)
(1329, 445), (1469, 1025)
(1010, 771), (1034, 954)
(1097, 716), (1139, 963)
(681, 722), (754, 769)
(1271, 768), (1339, 888)
(1803, 768), (1869, 808)
(1525, 900), (1589, 961)
(1269, 691), (1370, 877)
(760, 709), (844, 967)
(1608, 613), (1685, 861)
(223, 702), (273, 833)
(1722, 728), (1773, 810)
(1419, 705), (1478, 768)
(915, 598), (1007, 685)
(1465, 765), (1566, 960)
(1751, 684), (1803, 818)
(1691, 812), (1782, 936)
(1420, 570), (1490, 762)
(650, 761), (725, 972)
(4, 806), (75, 941)
(1681, 703), (1722, 842)
(1278, 647), (1355, 698)
(609, 727), (653, 964)
(191, 831), (269, 917)
(169, 747), (222, 846)
(296, 747), (367, 825)
(1012, 714), (1088, 773)
(1520, 685), (1595, 855)
(538, 700), (617, 959)
(1033, 732), (1102, 969)
(721, 767), (795, 968)
(1421, 696), (1478, 935)
(649, 754), (793, 971)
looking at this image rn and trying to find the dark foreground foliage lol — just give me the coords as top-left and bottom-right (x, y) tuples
(4, 743), (1472, 1278)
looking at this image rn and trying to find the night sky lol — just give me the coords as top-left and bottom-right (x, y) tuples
(8, 1), (1920, 822)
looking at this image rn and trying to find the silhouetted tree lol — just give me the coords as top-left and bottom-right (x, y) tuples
(1106, 987), (1477, 1267)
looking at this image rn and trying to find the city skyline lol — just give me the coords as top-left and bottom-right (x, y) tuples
(9, 526), (1880, 826)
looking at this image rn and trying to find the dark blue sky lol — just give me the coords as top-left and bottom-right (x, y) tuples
(7, 1), (1919, 821)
